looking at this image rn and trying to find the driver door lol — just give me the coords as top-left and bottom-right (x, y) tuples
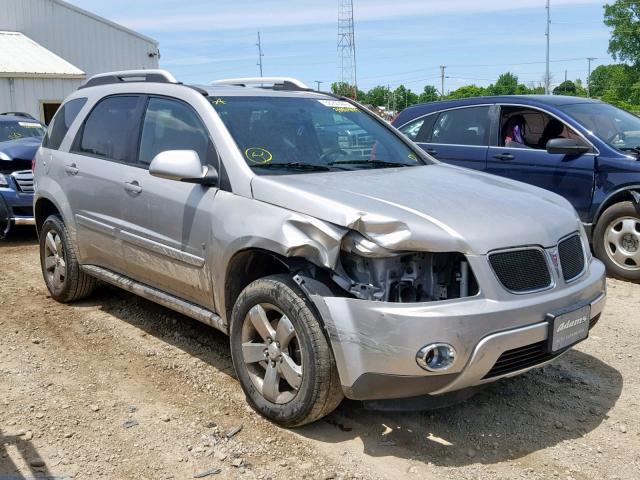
(119, 96), (219, 308)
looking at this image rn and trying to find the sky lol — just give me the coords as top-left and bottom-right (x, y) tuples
(70, 0), (614, 94)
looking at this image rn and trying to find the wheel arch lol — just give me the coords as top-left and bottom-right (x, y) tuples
(34, 196), (63, 236)
(222, 248), (345, 327)
(592, 186), (640, 238)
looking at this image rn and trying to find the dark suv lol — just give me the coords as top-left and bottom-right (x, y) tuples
(393, 96), (640, 281)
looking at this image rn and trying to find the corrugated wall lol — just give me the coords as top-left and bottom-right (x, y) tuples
(0, 0), (159, 77)
(0, 77), (83, 120)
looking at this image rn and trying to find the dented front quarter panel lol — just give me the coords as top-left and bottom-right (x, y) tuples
(209, 190), (346, 317)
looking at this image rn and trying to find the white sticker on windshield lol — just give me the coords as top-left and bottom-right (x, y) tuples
(18, 122), (41, 128)
(318, 100), (359, 112)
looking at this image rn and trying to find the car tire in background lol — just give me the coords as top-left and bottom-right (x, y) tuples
(230, 274), (343, 427)
(39, 215), (97, 302)
(0, 196), (11, 240)
(594, 201), (640, 281)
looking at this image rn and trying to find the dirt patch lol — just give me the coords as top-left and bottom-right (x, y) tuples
(1, 233), (639, 479)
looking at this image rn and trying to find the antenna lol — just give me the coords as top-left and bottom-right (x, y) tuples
(337, 0), (357, 98)
(256, 32), (264, 78)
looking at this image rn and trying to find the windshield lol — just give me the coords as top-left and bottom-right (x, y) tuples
(0, 120), (46, 142)
(560, 102), (640, 152)
(210, 96), (425, 174)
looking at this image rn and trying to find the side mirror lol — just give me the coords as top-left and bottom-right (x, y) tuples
(149, 150), (218, 186)
(546, 138), (591, 156)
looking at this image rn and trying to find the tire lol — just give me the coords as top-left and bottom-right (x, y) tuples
(230, 274), (343, 427)
(0, 195), (11, 240)
(593, 201), (640, 281)
(39, 215), (97, 302)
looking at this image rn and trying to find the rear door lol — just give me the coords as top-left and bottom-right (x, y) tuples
(399, 105), (491, 170)
(486, 105), (596, 220)
(63, 95), (144, 272)
(119, 96), (219, 308)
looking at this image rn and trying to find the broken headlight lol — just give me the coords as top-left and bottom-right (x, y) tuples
(338, 231), (478, 303)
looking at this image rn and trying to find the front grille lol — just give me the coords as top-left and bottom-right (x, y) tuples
(558, 234), (585, 281)
(484, 341), (559, 379)
(11, 170), (34, 193)
(489, 249), (552, 293)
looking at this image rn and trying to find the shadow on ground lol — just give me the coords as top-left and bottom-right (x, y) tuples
(0, 428), (52, 479)
(63, 278), (622, 469)
(0, 226), (38, 248)
(299, 350), (622, 467)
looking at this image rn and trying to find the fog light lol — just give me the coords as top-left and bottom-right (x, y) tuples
(416, 343), (456, 372)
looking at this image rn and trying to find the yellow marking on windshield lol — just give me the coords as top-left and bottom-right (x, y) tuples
(245, 147), (273, 164)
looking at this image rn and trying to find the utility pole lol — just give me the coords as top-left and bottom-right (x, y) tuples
(315, 80), (323, 91)
(440, 65), (446, 98)
(564, 69), (567, 82)
(256, 32), (264, 77)
(587, 57), (596, 97)
(545, 0), (551, 94)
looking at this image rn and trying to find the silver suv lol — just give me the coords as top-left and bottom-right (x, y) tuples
(34, 70), (607, 426)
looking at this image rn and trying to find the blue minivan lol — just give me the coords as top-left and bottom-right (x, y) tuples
(393, 95), (640, 281)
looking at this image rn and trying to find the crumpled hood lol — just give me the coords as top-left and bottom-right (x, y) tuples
(0, 137), (42, 161)
(251, 164), (581, 255)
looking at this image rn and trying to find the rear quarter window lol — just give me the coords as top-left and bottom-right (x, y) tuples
(42, 98), (87, 150)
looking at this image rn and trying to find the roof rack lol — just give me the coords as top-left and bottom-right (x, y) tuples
(80, 69), (178, 89)
(211, 77), (311, 91)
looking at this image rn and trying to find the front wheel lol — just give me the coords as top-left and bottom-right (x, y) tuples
(229, 274), (343, 427)
(593, 201), (640, 281)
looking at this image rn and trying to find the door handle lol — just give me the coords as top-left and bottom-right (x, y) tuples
(493, 153), (515, 161)
(425, 148), (438, 156)
(64, 163), (79, 175)
(124, 180), (143, 195)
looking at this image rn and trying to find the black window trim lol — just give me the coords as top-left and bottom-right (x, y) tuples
(70, 94), (146, 166)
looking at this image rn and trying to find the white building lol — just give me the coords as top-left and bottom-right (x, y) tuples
(0, 0), (159, 123)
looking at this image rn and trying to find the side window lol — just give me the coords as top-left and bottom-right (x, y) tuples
(399, 114), (436, 143)
(73, 96), (140, 162)
(500, 107), (587, 150)
(42, 98), (87, 150)
(138, 97), (210, 167)
(431, 106), (490, 146)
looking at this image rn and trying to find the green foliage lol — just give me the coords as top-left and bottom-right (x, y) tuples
(331, 82), (357, 98)
(487, 72), (519, 95)
(553, 80), (578, 95)
(418, 85), (439, 103)
(448, 85), (487, 99)
(604, 1), (640, 65)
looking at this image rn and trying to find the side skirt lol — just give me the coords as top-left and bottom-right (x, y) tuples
(82, 265), (227, 334)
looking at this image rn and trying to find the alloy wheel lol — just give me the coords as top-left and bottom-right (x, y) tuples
(241, 303), (303, 404)
(43, 231), (67, 288)
(604, 216), (640, 271)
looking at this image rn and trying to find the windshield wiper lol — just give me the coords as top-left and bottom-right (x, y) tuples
(250, 162), (331, 172)
(327, 159), (412, 168)
(619, 147), (640, 156)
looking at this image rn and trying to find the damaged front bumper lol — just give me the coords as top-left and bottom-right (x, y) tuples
(306, 255), (606, 401)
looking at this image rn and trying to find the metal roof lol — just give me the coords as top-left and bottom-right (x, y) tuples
(0, 31), (85, 79)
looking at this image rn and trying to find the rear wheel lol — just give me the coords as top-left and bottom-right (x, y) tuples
(230, 274), (343, 427)
(594, 201), (640, 281)
(39, 215), (96, 302)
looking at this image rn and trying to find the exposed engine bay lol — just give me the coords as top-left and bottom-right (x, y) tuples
(337, 249), (479, 303)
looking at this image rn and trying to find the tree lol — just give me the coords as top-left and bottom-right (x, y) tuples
(588, 64), (640, 102)
(448, 85), (487, 99)
(553, 80), (578, 96)
(604, 0), (640, 65)
(331, 82), (357, 98)
(365, 85), (391, 107)
(392, 85), (419, 109)
(487, 72), (519, 95)
(418, 85), (439, 103)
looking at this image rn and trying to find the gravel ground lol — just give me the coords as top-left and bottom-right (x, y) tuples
(1, 230), (639, 480)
